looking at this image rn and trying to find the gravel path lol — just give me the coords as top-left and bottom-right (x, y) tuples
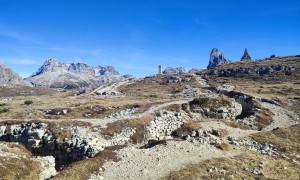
(90, 141), (242, 180)
(76, 100), (189, 127)
(88, 78), (135, 96)
(200, 120), (257, 138)
(261, 102), (297, 131)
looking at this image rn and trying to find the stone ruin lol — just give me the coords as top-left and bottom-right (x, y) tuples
(0, 122), (98, 171)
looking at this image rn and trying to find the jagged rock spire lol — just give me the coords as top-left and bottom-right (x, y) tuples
(207, 48), (231, 69)
(241, 48), (252, 61)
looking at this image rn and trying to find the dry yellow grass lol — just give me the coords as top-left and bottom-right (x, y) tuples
(216, 142), (231, 151)
(251, 124), (300, 157)
(163, 152), (300, 180)
(117, 74), (202, 98)
(53, 145), (126, 180)
(163, 124), (300, 180)
(0, 142), (41, 180)
(101, 115), (154, 143)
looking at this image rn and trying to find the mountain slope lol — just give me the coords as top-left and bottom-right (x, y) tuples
(0, 61), (32, 87)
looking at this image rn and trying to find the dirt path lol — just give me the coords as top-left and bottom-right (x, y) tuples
(200, 120), (257, 138)
(77, 100), (189, 127)
(260, 102), (297, 131)
(88, 78), (136, 96)
(90, 141), (242, 180)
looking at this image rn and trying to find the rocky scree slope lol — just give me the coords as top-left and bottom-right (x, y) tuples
(26, 58), (127, 89)
(0, 61), (32, 87)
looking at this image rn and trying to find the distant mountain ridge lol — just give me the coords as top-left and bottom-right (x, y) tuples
(32, 58), (120, 77)
(26, 58), (127, 89)
(0, 61), (32, 87)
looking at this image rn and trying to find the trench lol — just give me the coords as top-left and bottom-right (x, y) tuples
(0, 121), (97, 171)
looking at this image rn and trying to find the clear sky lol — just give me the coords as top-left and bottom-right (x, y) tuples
(0, 0), (299, 77)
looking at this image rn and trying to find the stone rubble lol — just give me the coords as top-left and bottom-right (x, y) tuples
(0, 122), (99, 170)
(108, 107), (139, 119)
(36, 156), (57, 179)
(173, 85), (201, 98)
(192, 100), (243, 120)
(146, 111), (184, 140)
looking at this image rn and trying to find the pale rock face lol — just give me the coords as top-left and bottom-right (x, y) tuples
(36, 156), (57, 180)
(162, 67), (187, 75)
(0, 61), (32, 87)
(26, 58), (126, 89)
(207, 48), (231, 69)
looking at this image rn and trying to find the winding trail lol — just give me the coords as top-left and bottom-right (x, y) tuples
(260, 102), (297, 131)
(76, 100), (189, 127)
(88, 78), (136, 96)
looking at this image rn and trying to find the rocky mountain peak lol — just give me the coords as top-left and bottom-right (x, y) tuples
(241, 48), (252, 61)
(0, 61), (32, 87)
(27, 59), (125, 89)
(207, 48), (231, 69)
(96, 65), (120, 75)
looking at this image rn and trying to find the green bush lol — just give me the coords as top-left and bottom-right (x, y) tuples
(24, 100), (33, 105)
(155, 112), (161, 117)
(192, 97), (209, 105)
(0, 103), (6, 106)
(0, 108), (9, 113)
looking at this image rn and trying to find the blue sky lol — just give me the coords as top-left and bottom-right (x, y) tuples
(0, 0), (299, 77)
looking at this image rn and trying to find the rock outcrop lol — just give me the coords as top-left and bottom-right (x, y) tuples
(209, 65), (295, 77)
(0, 122), (98, 170)
(0, 61), (32, 87)
(26, 58), (126, 89)
(207, 48), (231, 69)
(241, 48), (252, 61)
(162, 67), (187, 75)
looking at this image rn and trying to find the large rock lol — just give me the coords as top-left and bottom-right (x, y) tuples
(207, 48), (231, 69)
(0, 61), (32, 87)
(162, 67), (187, 75)
(36, 156), (57, 179)
(26, 58), (127, 89)
(241, 48), (252, 61)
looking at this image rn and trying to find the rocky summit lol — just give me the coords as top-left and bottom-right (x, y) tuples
(0, 61), (32, 87)
(241, 48), (252, 61)
(207, 48), (231, 69)
(26, 58), (125, 89)
(162, 67), (187, 75)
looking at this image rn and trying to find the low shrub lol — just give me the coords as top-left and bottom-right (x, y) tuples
(192, 97), (209, 105)
(24, 100), (33, 105)
(0, 108), (9, 114)
(155, 112), (161, 117)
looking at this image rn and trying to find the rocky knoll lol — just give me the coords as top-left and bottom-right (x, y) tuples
(207, 48), (231, 69)
(162, 67), (187, 75)
(26, 58), (125, 89)
(0, 61), (32, 87)
(209, 65), (295, 77)
(207, 55), (299, 77)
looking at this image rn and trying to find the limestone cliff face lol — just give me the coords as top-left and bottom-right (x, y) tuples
(26, 58), (125, 89)
(207, 48), (231, 69)
(0, 61), (32, 87)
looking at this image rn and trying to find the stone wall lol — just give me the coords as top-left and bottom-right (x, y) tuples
(146, 111), (184, 140)
(0, 122), (98, 170)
